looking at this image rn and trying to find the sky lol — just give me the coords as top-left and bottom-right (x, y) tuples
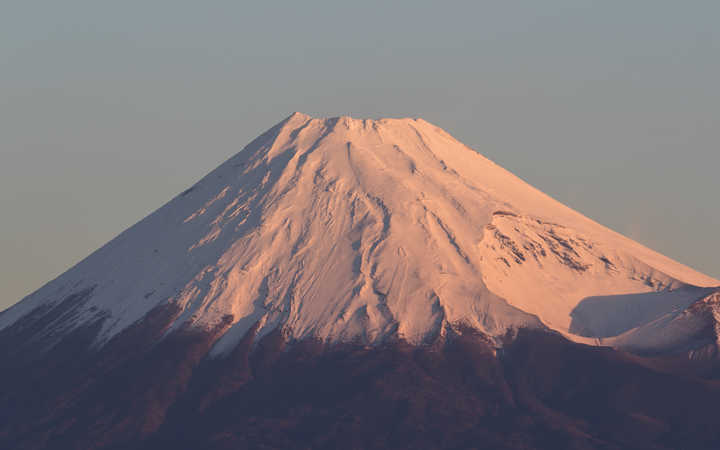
(1, 1), (719, 310)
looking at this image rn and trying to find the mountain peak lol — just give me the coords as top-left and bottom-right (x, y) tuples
(283, 111), (427, 127)
(1, 114), (717, 355)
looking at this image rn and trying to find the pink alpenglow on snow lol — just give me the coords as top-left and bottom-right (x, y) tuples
(2, 112), (718, 356)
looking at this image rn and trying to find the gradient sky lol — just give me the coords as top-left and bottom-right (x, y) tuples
(1, 1), (719, 310)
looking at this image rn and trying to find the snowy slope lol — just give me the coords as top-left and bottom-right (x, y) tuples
(1, 112), (717, 352)
(602, 288), (720, 355)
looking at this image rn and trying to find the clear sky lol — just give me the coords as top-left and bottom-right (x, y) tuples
(1, 1), (719, 310)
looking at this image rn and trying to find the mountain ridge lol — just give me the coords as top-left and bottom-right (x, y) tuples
(1, 112), (717, 353)
(3, 113), (720, 450)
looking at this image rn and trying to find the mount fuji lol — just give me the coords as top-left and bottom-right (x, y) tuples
(2, 113), (719, 449)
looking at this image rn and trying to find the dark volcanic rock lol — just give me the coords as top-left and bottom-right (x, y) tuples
(3, 312), (720, 449)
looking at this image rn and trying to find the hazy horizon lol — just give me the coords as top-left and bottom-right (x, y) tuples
(2, 1), (719, 310)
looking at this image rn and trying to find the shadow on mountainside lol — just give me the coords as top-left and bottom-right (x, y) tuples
(569, 286), (716, 338)
(4, 299), (720, 449)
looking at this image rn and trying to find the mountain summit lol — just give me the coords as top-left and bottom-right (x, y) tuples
(1, 112), (717, 352)
(3, 113), (720, 449)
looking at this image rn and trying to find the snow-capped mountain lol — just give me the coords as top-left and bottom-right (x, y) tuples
(1, 112), (716, 353)
(2, 113), (720, 450)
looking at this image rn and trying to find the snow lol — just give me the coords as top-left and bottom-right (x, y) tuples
(603, 289), (720, 354)
(1, 112), (717, 353)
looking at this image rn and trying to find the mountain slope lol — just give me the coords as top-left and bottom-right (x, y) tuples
(2, 113), (720, 450)
(1, 112), (716, 352)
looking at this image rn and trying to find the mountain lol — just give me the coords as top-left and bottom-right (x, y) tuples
(1, 113), (719, 449)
